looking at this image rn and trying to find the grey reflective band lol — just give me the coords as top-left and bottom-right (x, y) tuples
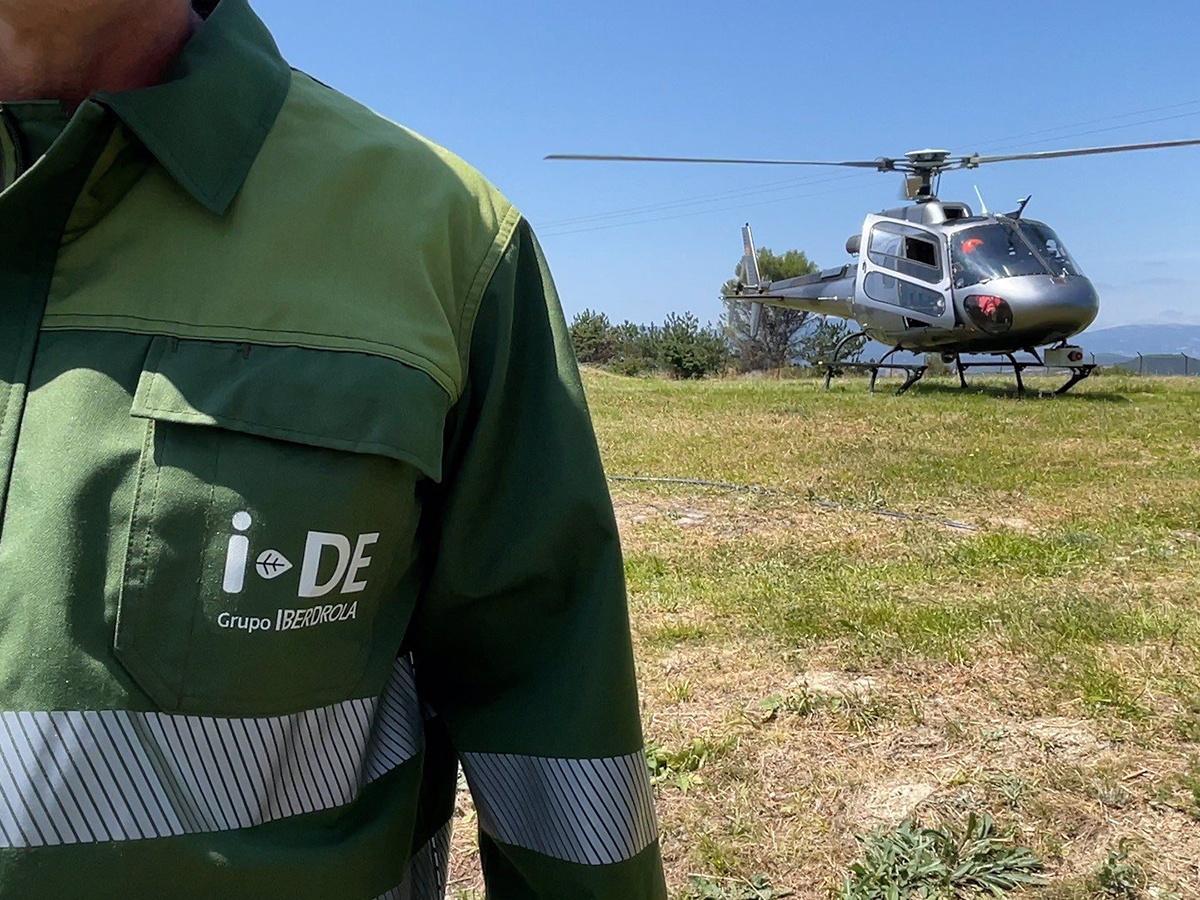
(377, 819), (452, 900)
(461, 751), (658, 866)
(362, 658), (424, 783)
(0, 657), (422, 848)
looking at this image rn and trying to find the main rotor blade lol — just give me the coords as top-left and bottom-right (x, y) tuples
(962, 137), (1200, 167)
(545, 153), (889, 168)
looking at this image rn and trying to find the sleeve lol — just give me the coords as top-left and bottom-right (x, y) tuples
(409, 218), (667, 899)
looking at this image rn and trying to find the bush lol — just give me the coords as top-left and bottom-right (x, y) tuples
(838, 813), (1045, 899)
(659, 313), (730, 379)
(568, 310), (730, 378)
(1093, 841), (1148, 897)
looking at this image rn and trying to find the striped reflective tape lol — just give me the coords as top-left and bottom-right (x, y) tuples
(376, 818), (452, 900)
(461, 751), (658, 866)
(0, 657), (422, 848)
(363, 659), (424, 783)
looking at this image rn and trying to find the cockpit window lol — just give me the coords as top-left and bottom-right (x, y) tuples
(951, 223), (1046, 289)
(869, 222), (943, 284)
(1017, 220), (1082, 278)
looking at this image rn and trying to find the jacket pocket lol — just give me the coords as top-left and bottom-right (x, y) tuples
(115, 336), (450, 716)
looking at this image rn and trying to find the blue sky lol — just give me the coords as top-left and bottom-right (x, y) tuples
(254, 0), (1200, 331)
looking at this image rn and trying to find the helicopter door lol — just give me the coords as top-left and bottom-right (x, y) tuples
(856, 217), (953, 327)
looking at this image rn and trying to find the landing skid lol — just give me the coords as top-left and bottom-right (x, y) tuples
(821, 336), (928, 395)
(1054, 366), (1097, 395)
(824, 361), (929, 395)
(954, 352), (1096, 397)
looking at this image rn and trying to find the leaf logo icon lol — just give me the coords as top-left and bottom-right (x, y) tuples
(255, 549), (293, 580)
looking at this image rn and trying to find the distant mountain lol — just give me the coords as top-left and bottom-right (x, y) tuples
(1082, 324), (1200, 358)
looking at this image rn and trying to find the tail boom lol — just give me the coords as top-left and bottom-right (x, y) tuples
(732, 224), (856, 322)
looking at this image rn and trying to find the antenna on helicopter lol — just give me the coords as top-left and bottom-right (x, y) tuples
(973, 185), (990, 216)
(1010, 196), (1033, 219)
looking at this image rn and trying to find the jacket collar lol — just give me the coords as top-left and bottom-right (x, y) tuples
(98, 0), (291, 215)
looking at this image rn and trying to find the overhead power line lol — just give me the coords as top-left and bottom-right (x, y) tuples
(539, 99), (1200, 230)
(972, 110), (1200, 155)
(538, 174), (877, 237)
(536, 99), (1200, 237)
(537, 169), (855, 228)
(961, 98), (1200, 152)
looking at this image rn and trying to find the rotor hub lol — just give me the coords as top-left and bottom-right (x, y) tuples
(897, 151), (951, 201)
(904, 149), (952, 169)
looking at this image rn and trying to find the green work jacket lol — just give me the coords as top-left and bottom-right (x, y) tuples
(0, 2), (666, 898)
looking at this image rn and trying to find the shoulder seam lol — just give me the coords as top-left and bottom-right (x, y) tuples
(455, 205), (523, 391)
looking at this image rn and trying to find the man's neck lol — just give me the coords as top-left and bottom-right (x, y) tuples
(0, 2), (200, 106)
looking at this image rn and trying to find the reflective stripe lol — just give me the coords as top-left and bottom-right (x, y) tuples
(461, 751), (658, 866)
(0, 657), (422, 848)
(362, 659), (423, 783)
(376, 818), (452, 900)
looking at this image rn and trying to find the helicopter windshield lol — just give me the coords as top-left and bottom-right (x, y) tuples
(1016, 220), (1083, 278)
(951, 223), (1046, 288)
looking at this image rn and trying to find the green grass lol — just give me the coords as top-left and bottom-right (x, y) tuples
(599, 374), (1200, 718)
(453, 373), (1200, 898)
(625, 532), (1195, 689)
(646, 736), (735, 792)
(590, 372), (1200, 512)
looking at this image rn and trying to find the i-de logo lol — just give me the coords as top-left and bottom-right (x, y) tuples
(221, 511), (380, 599)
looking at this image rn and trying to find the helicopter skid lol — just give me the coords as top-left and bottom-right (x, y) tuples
(822, 360), (929, 395)
(1054, 366), (1097, 395)
(954, 355), (1096, 397)
(820, 350), (1097, 397)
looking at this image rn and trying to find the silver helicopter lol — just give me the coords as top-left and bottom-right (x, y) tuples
(548, 139), (1200, 395)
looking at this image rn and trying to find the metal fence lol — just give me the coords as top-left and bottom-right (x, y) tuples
(1107, 354), (1198, 376)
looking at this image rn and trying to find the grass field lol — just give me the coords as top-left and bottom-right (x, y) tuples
(451, 372), (1200, 898)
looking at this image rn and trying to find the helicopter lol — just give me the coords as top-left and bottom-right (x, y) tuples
(547, 138), (1200, 395)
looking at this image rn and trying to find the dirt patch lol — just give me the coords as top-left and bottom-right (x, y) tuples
(1023, 717), (1104, 758)
(800, 670), (881, 697)
(615, 500), (666, 527)
(989, 516), (1037, 532)
(612, 489), (925, 558)
(613, 496), (756, 546)
(852, 781), (940, 828)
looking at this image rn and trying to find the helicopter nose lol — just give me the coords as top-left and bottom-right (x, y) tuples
(973, 276), (1100, 342)
(1016, 277), (1100, 337)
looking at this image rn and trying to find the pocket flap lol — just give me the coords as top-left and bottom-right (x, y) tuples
(131, 337), (450, 481)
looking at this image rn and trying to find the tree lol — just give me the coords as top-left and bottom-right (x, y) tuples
(795, 317), (866, 367)
(722, 246), (867, 369)
(609, 320), (660, 376)
(721, 247), (820, 371)
(568, 309), (615, 364)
